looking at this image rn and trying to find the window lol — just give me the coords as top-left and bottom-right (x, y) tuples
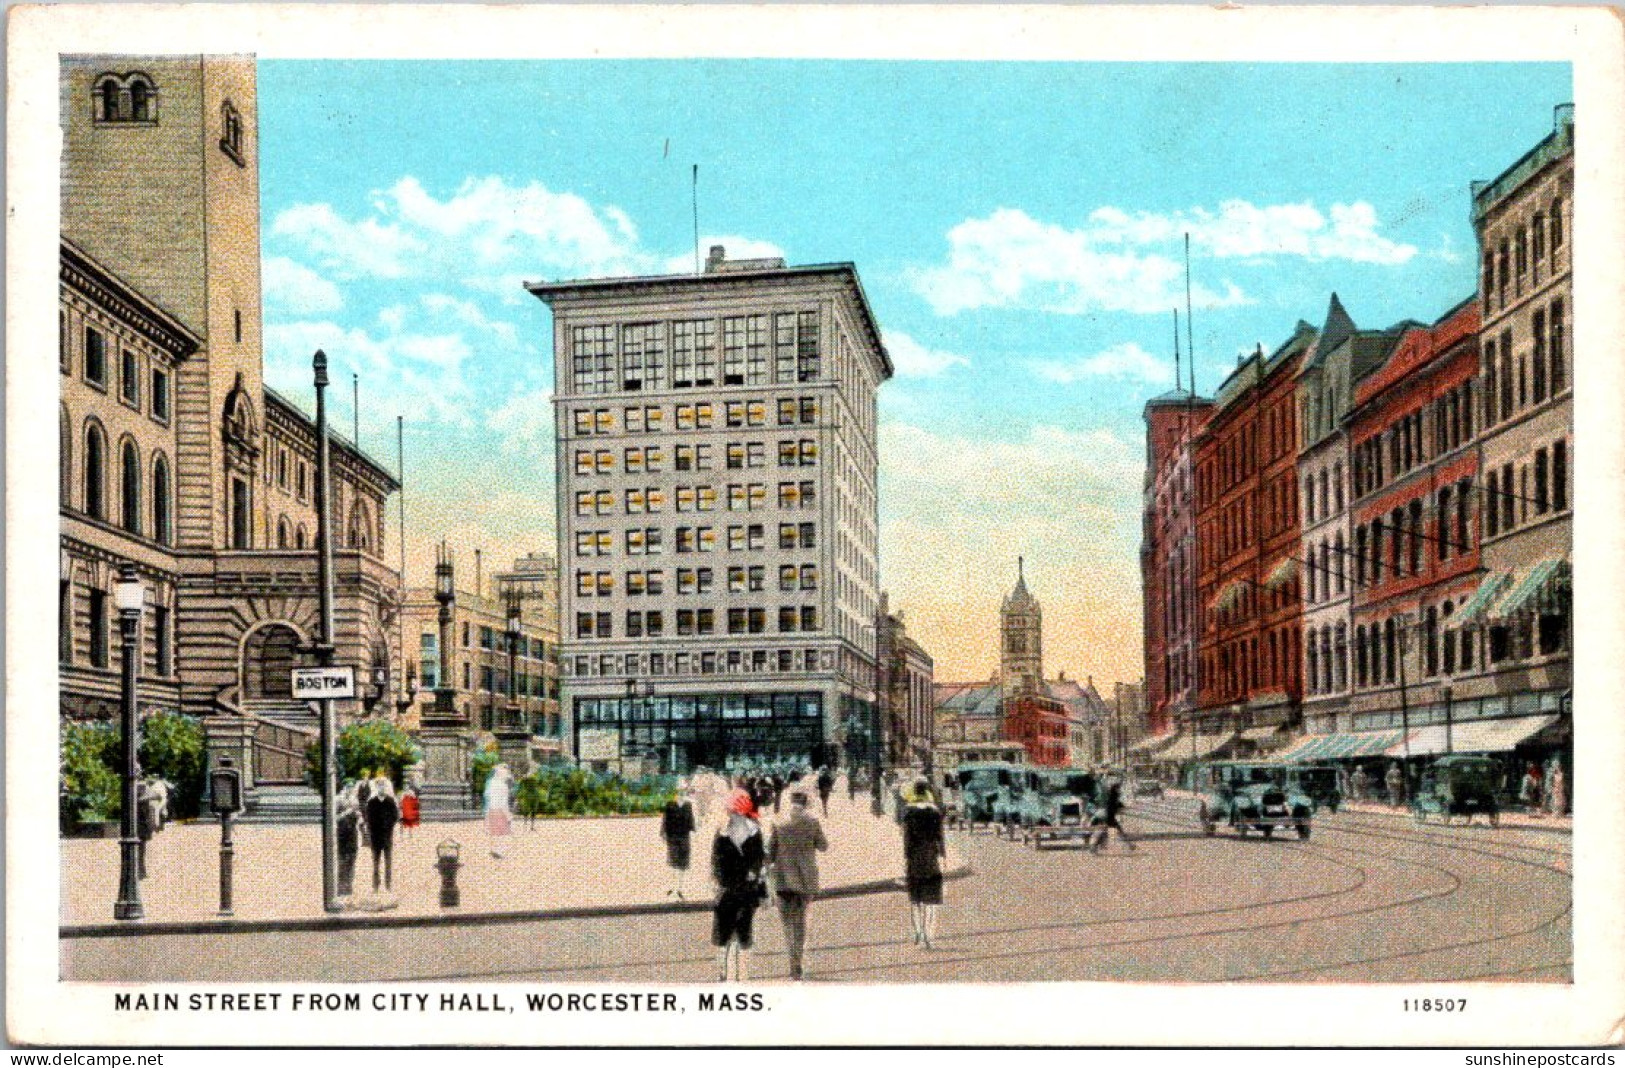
(59, 580), (72, 665)
(84, 327), (106, 387)
(89, 589), (108, 668)
(723, 317), (747, 385)
(120, 441), (142, 534)
(1486, 470), (1500, 537)
(1550, 300), (1565, 395)
(1534, 448), (1549, 515)
(570, 325), (615, 394)
(154, 604), (172, 676)
(231, 477), (250, 549)
(1500, 462), (1514, 532)
(622, 322), (665, 390)
(120, 349), (140, 405)
(83, 423), (105, 519)
(1553, 439), (1568, 512)
(94, 72), (158, 123)
(775, 314), (797, 382)
(1550, 197), (1564, 249)
(796, 311), (821, 381)
(746, 317), (769, 384)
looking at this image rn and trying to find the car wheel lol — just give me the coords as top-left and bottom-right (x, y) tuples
(1262, 825), (1275, 840)
(1296, 820), (1311, 840)
(1235, 823), (1248, 837)
(1489, 810), (1500, 829)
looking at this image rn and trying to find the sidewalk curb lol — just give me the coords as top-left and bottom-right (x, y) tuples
(59, 863), (974, 940)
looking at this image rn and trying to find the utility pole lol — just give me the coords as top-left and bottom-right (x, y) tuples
(313, 351), (340, 913)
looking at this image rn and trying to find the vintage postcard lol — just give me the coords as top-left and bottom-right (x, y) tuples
(8, 2), (1625, 1050)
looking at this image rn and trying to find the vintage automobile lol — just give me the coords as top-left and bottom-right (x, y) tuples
(1285, 765), (1343, 813)
(1130, 769), (1166, 799)
(954, 761), (1027, 831)
(1018, 769), (1100, 849)
(1194, 761), (1314, 840)
(1411, 755), (1501, 827)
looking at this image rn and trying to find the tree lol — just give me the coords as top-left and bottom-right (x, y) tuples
(138, 711), (206, 819)
(305, 720), (422, 789)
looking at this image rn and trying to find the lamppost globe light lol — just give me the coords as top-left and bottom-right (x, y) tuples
(115, 566), (144, 613)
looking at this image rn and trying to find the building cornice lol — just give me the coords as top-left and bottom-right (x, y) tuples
(60, 237), (202, 360)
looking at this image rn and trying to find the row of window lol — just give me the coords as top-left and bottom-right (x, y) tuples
(59, 579), (173, 675)
(416, 657), (555, 697)
(569, 313), (822, 395)
(65, 321), (173, 425)
(572, 397), (823, 437)
(567, 650), (833, 680)
(1485, 439), (1569, 539)
(63, 416), (174, 545)
(1482, 195), (1565, 314)
(1483, 299), (1566, 428)
(575, 564), (822, 598)
(574, 522), (818, 558)
(575, 605), (821, 640)
(574, 440), (821, 477)
(421, 629), (553, 661)
(1200, 625), (1301, 703)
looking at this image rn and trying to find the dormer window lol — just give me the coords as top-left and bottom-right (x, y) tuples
(93, 72), (159, 124)
(220, 100), (245, 166)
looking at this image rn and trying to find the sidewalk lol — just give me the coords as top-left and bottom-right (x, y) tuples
(60, 790), (966, 937)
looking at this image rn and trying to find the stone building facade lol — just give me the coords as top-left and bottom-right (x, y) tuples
(59, 56), (400, 797)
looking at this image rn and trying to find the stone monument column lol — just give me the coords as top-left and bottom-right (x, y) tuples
(416, 542), (471, 814)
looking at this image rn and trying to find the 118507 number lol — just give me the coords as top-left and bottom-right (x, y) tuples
(1403, 998), (1467, 1012)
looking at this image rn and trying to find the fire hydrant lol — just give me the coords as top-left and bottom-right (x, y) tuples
(436, 839), (462, 908)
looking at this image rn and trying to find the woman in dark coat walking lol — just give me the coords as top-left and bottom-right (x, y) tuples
(364, 777), (400, 893)
(336, 784), (361, 897)
(711, 788), (766, 981)
(661, 785), (697, 899)
(901, 779), (947, 949)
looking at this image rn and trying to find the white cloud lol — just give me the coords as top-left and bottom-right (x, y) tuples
(421, 293), (521, 350)
(263, 318), (475, 428)
(262, 256), (344, 316)
(909, 207), (1251, 317)
(487, 386), (556, 453)
(1029, 342), (1173, 387)
(912, 198), (1416, 317)
(270, 202), (425, 281)
(882, 330), (970, 378)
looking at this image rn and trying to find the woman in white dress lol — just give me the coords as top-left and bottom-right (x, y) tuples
(485, 764), (513, 858)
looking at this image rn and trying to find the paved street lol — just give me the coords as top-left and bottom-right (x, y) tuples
(63, 797), (1570, 984)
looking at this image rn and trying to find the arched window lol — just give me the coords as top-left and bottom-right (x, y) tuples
(277, 517), (290, 548)
(1383, 618), (1397, 684)
(295, 525), (308, 550)
(96, 77), (120, 121)
(220, 100), (244, 163)
(1550, 197), (1564, 249)
(83, 423), (105, 519)
(93, 72), (158, 123)
(152, 455), (172, 545)
(1442, 601), (1457, 675)
(120, 440), (141, 534)
(1408, 499), (1423, 574)
(129, 77), (152, 121)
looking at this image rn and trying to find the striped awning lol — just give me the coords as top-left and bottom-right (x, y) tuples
(1277, 729), (1406, 763)
(1489, 559), (1570, 620)
(1454, 571), (1515, 626)
(1388, 714), (1556, 757)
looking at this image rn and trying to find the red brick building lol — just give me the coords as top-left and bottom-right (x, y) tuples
(1347, 298), (1484, 735)
(1193, 326), (1310, 746)
(1003, 691), (1072, 767)
(1141, 389), (1212, 738)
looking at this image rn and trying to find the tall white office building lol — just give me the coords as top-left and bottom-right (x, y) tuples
(528, 246), (891, 773)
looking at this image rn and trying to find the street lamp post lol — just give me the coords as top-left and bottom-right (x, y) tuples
(113, 564), (145, 921)
(312, 350), (341, 914)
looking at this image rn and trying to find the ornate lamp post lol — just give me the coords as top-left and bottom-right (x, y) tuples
(113, 564), (145, 921)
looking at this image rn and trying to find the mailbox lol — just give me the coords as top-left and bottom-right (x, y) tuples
(210, 757), (243, 816)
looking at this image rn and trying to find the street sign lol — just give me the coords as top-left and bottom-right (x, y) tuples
(292, 666), (356, 700)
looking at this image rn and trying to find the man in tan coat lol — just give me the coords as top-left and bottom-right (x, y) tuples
(768, 791), (829, 980)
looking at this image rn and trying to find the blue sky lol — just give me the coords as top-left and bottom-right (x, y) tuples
(257, 60), (1571, 685)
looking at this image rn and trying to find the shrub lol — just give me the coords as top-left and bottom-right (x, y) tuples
(304, 720), (422, 790)
(138, 711), (206, 819)
(60, 720), (121, 828)
(510, 766), (677, 818)
(470, 746), (501, 803)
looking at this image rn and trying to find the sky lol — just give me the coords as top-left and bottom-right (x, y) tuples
(256, 60), (1571, 689)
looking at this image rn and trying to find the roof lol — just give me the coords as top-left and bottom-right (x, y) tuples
(1471, 104), (1574, 222)
(1144, 386), (1214, 409)
(526, 259), (893, 379)
(1045, 677), (1109, 721)
(59, 237), (203, 360)
(933, 682), (1001, 718)
(264, 387), (401, 492)
(1301, 293), (1356, 371)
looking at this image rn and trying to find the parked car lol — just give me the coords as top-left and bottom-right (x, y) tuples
(1193, 761), (1313, 840)
(1285, 765), (1342, 813)
(955, 761), (1026, 830)
(1411, 755), (1500, 827)
(1018, 770), (1099, 849)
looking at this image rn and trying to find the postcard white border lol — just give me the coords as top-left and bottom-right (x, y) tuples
(8, 3), (1625, 1049)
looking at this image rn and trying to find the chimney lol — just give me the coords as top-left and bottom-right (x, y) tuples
(705, 245), (726, 273)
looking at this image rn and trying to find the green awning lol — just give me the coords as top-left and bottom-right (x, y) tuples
(1279, 729), (1405, 763)
(1490, 559), (1570, 620)
(1454, 572), (1515, 626)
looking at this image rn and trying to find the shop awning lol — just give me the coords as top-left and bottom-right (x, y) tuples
(1127, 732), (1180, 756)
(1488, 559), (1570, 620)
(1388, 714), (1557, 758)
(1454, 571), (1515, 626)
(1240, 725), (1288, 746)
(1277, 729), (1406, 763)
(1183, 732), (1239, 761)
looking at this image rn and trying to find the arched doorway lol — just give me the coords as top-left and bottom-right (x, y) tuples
(242, 623), (303, 700)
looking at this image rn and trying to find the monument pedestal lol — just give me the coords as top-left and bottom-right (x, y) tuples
(414, 690), (472, 815)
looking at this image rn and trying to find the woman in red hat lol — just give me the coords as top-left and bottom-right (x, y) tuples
(710, 788), (766, 981)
